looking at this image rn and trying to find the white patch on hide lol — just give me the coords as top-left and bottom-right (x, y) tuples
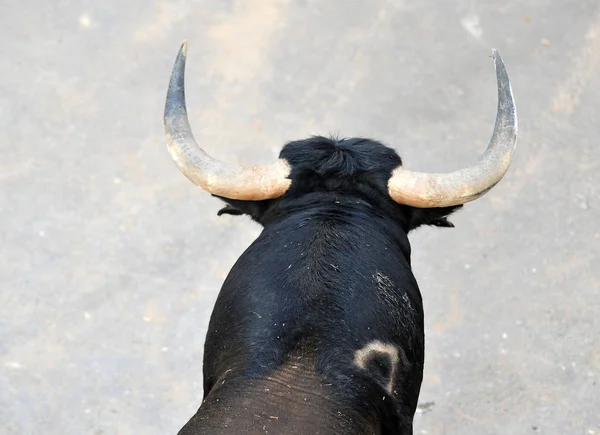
(354, 340), (400, 394)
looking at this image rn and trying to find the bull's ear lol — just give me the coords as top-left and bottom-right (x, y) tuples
(405, 205), (463, 232)
(217, 206), (244, 216)
(213, 195), (271, 224)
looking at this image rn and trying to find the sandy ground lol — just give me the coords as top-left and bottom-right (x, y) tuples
(1, 1), (598, 434)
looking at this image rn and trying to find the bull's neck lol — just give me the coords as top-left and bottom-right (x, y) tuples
(263, 195), (412, 263)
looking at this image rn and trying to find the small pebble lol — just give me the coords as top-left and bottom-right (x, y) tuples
(5, 361), (23, 369)
(79, 15), (91, 28)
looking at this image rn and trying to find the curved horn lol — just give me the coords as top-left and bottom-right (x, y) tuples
(388, 49), (518, 208)
(164, 41), (291, 200)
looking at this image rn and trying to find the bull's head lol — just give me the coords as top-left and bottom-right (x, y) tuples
(164, 41), (517, 208)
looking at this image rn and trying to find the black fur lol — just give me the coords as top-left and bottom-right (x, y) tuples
(193, 136), (460, 434)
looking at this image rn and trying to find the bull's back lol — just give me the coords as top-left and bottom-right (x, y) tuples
(200, 211), (423, 433)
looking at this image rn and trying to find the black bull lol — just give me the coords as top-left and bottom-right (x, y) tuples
(163, 43), (518, 435)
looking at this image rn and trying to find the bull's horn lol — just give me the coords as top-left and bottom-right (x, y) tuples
(387, 49), (518, 207)
(164, 41), (291, 200)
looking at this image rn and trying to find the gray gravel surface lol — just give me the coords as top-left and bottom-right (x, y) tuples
(1, 1), (598, 434)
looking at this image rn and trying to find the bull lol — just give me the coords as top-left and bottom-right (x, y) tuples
(163, 41), (517, 435)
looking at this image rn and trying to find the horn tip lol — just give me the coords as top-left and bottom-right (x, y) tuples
(490, 48), (506, 72)
(181, 40), (188, 56)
